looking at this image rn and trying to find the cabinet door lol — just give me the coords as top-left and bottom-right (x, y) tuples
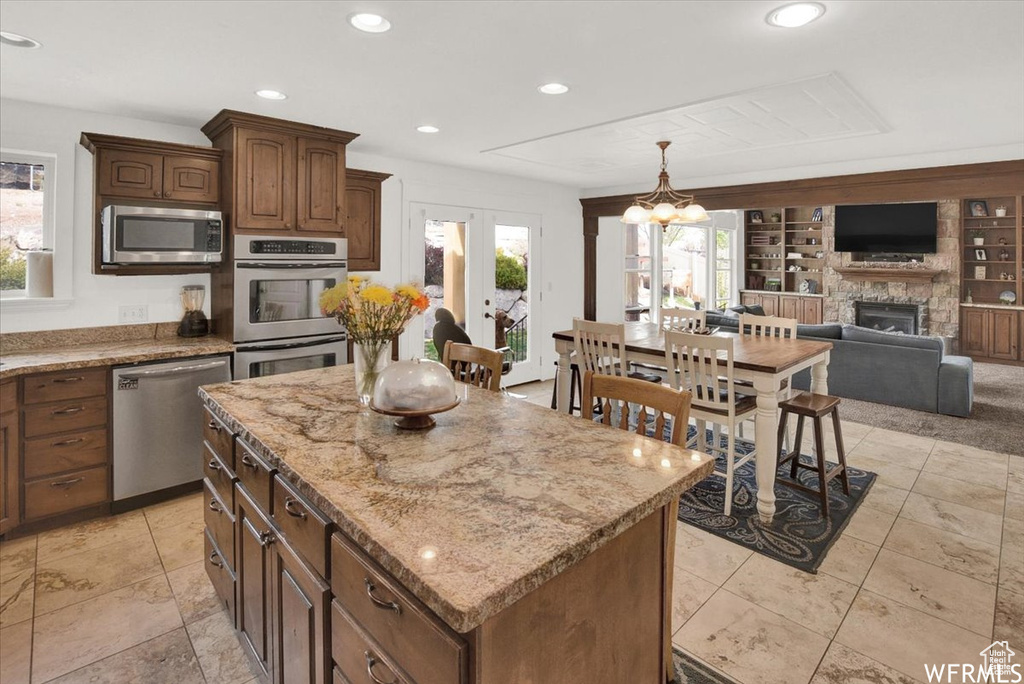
(97, 149), (163, 199)
(990, 309), (1019, 360)
(236, 486), (274, 678)
(800, 297), (823, 325)
(0, 387), (19, 536)
(271, 537), (330, 684)
(961, 309), (990, 357)
(235, 128), (296, 231)
(163, 156), (219, 203)
(345, 179), (382, 271)
(761, 294), (779, 317)
(297, 138), (346, 234)
(740, 293), (761, 309)
(779, 296), (798, 320)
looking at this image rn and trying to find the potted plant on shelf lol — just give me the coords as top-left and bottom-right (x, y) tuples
(968, 229), (985, 246)
(319, 277), (429, 405)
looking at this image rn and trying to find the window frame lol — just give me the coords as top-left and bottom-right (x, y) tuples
(1, 149), (57, 300)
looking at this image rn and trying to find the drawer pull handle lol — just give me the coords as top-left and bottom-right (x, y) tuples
(53, 376), (85, 384)
(283, 497), (307, 519)
(258, 531), (276, 547)
(364, 652), (397, 684)
(51, 406), (85, 415)
(208, 551), (223, 568)
(207, 420), (220, 432)
(50, 477), (85, 488)
(52, 437), (85, 447)
(208, 499), (222, 513)
(240, 454), (259, 470)
(364, 578), (401, 614)
(207, 458), (221, 471)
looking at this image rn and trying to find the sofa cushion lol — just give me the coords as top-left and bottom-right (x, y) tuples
(840, 324), (944, 358)
(745, 304), (766, 316)
(705, 312), (739, 328)
(797, 323), (843, 339)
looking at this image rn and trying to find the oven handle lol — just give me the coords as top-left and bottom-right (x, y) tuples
(236, 262), (347, 269)
(236, 335), (347, 352)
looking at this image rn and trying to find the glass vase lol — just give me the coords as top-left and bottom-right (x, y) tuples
(353, 340), (392, 406)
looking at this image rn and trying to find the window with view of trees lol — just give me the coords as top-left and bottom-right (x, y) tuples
(1, 156), (52, 295)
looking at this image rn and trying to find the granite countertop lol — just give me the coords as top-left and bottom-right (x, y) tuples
(0, 323), (235, 379)
(200, 365), (714, 633)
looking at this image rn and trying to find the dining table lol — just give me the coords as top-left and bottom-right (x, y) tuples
(552, 321), (834, 523)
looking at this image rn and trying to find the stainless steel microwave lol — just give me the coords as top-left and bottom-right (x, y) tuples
(101, 205), (223, 265)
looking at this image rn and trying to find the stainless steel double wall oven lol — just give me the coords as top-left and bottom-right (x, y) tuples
(232, 235), (348, 379)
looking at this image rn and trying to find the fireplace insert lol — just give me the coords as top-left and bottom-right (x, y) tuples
(855, 302), (919, 335)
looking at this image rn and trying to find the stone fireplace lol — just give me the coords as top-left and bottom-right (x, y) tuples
(855, 302), (920, 335)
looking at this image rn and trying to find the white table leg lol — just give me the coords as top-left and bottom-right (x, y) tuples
(810, 351), (830, 395)
(754, 375), (779, 524)
(556, 345), (572, 413)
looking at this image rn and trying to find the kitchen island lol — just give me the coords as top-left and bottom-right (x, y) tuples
(199, 365), (714, 684)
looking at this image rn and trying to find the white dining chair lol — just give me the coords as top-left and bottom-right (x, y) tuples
(660, 307), (706, 332)
(665, 330), (757, 516)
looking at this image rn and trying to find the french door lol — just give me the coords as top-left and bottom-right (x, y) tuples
(407, 203), (541, 387)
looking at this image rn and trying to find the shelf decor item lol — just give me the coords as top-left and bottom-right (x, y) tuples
(969, 229), (985, 245)
(968, 200), (989, 217)
(811, 207), (823, 222)
(370, 358), (460, 429)
(975, 248), (988, 261)
(975, 266), (987, 280)
(995, 206), (1008, 217)
(750, 210), (764, 224)
(999, 290), (1017, 305)
(770, 212), (781, 223)
(319, 276), (430, 405)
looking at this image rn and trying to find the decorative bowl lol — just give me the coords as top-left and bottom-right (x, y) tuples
(370, 358), (459, 429)
(999, 290), (1017, 305)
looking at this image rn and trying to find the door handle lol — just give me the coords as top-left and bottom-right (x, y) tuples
(51, 406), (84, 415)
(52, 437), (85, 447)
(484, 312), (494, 319)
(50, 477), (85, 488)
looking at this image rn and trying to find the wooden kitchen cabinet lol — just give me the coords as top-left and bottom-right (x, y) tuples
(95, 148), (165, 199)
(270, 532), (331, 684)
(203, 110), (359, 238)
(960, 306), (1022, 363)
(162, 156), (220, 204)
(742, 292), (821, 324)
(0, 380), (19, 535)
(345, 168), (391, 271)
(800, 297), (823, 325)
(779, 295), (798, 320)
(236, 483), (275, 678)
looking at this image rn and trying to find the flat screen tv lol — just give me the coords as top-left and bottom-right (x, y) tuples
(834, 202), (938, 254)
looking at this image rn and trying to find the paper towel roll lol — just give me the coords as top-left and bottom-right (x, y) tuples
(26, 250), (53, 298)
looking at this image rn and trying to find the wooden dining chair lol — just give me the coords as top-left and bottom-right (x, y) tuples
(442, 341), (503, 392)
(660, 307), (706, 332)
(581, 370), (691, 684)
(664, 330), (757, 516)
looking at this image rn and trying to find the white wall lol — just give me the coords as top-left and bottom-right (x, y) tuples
(0, 99), (585, 379)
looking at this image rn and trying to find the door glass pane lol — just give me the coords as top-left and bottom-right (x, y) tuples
(249, 279), (334, 323)
(625, 224), (653, 321)
(249, 353), (335, 378)
(715, 229), (733, 310)
(424, 220), (467, 360)
(663, 225), (707, 309)
(494, 224), (529, 362)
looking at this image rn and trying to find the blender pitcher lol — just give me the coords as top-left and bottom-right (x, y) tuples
(178, 285), (209, 337)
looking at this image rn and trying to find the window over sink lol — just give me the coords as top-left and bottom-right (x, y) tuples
(0, 152), (56, 299)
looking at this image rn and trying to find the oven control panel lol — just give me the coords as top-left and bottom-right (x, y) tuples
(249, 240), (337, 255)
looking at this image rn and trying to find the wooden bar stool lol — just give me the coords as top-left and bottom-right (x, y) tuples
(775, 391), (851, 516)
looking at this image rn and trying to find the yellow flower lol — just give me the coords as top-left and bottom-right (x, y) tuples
(318, 283), (348, 315)
(360, 284), (394, 307)
(348, 274), (364, 286)
(395, 284), (423, 300)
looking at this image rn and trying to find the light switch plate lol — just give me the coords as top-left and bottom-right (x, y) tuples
(118, 304), (148, 324)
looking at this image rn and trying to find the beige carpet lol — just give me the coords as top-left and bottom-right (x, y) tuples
(833, 361), (1024, 456)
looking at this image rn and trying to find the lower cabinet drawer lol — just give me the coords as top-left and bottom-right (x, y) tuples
(332, 601), (413, 684)
(204, 479), (236, 570)
(331, 534), (467, 684)
(24, 428), (108, 479)
(272, 475), (330, 578)
(204, 529), (237, 624)
(203, 443), (236, 511)
(23, 368), (106, 405)
(24, 465), (108, 519)
(236, 439), (275, 515)
(24, 396), (108, 439)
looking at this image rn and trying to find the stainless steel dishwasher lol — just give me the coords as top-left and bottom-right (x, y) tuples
(112, 354), (231, 503)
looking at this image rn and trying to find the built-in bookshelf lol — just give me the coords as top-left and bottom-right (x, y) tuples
(744, 206), (825, 295)
(961, 195), (1022, 306)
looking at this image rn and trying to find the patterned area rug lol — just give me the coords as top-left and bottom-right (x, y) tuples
(674, 648), (738, 683)
(677, 427), (876, 573)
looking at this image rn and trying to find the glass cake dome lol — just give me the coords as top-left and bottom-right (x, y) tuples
(371, 358), (458, 425)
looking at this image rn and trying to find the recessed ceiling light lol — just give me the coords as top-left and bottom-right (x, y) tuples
(0, 31), (42, 48)
(766, 2), (826, 28)
(416, 125), (439, 134)
(349, 13), (391, 33)
(255, 89), (287, 100)
(538, 83), (570, 95)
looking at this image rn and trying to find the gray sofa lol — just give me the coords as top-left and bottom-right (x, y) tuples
(704, 307), (974, 417)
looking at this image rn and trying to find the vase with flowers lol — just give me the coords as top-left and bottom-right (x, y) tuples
(319, 276), (429, 405)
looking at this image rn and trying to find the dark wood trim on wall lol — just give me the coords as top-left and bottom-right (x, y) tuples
(579, 159), (1024, 317)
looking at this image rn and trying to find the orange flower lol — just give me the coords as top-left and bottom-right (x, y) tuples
(412, 294), (429, 311)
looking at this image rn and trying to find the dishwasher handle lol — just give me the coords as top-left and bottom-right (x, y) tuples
(119, 359), (228, 381)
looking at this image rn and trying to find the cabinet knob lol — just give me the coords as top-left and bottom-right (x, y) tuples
(154, 191), (161, 197)
(164, 191), (171, 198)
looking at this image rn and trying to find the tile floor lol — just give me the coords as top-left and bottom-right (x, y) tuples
(0, 379), (1020, 684)
(520, 379), (1024, 684)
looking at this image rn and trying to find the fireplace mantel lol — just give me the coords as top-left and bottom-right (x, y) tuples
(834, 267), (942, 283)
